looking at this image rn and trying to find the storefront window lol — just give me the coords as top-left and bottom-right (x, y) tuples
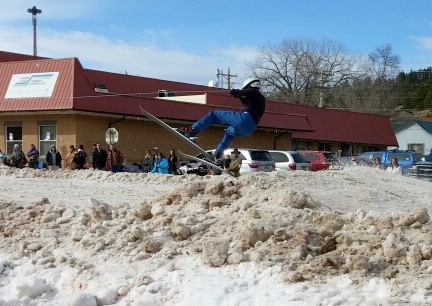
(5, 125), (22, 155)
(318, 142), (332, 152)
(39, 124), (57, 157)
(292, 140), (312, 150)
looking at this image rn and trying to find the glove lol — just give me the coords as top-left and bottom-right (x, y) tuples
(230, 89), (239, 98)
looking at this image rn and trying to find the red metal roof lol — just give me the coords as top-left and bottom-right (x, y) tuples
(276, 103), (398, 146)
(0, 50), (47, 62)
(0, 53), (397, 146)
(204, 91), (397, 146)
(0, 58), (75, 111)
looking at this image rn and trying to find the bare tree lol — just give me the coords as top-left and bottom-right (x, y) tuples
(365, 44), (401, 111)
(368, 44), (400, 81)
(246, 38), (364, 106)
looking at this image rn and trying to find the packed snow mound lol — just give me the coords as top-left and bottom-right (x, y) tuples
(1, 166), (432, 305)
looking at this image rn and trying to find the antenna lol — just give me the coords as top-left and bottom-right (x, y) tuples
(207, 80), (215, 87)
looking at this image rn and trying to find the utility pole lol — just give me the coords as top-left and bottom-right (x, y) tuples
(27, 6), (42, 56)
(216, 67), (237, 89)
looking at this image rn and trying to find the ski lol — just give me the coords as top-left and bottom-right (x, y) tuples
(139, 106), (214, 161)
(178, 150), (235, 177)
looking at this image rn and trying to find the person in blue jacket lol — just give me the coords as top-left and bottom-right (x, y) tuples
(179, 78), (265, 162)
(151, 152), (169, 174)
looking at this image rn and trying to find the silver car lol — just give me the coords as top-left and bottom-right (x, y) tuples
(205, 148), (275, 175)
(268, 150), (312, 171)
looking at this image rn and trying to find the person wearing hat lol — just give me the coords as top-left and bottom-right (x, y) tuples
(46, 144), (62, 170)
(10, 144), (27, 168)
(74, 144), (88, 170)
(226, 149), (242, 177)
(177, 78), (265, 164)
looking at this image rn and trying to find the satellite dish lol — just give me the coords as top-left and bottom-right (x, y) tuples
(208, 80), (215, 87)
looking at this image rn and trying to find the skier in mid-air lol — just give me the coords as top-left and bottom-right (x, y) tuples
(179, 78), (265, 164)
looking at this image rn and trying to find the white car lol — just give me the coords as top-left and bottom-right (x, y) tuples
(268, 150), (312, 171)
(191, 148), (275, 176)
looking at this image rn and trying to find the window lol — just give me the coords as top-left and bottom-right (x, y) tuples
(5, 124), (22, 155)
(318, 142), (332, 151)
(269, 152), (288, 163)
(303, 153), (319, 162)
(39, 123), (57, 157)
(388, 152), (412, 162)
(408, 143), (424, 155)
(292, 140), (311, 150)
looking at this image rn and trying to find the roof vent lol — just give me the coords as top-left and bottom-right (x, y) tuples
(94, 83), (108, 93)
(158, 90), (176, 97)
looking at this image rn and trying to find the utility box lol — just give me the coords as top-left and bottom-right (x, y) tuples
(158, 90), (176, 97)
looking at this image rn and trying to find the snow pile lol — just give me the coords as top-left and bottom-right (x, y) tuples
(0, 166), (431, 305)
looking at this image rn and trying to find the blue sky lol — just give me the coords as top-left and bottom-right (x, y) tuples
(2, 0), (432, 87)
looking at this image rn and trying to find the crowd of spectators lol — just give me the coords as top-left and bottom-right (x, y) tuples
(0, 135), (255, 178)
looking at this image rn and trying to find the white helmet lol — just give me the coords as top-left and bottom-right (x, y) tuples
(242, 78), (261, 89)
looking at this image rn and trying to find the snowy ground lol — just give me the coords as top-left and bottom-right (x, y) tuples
(0, 165), (432, 306)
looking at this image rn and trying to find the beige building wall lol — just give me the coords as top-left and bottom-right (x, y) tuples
(1, 112), (297, 165)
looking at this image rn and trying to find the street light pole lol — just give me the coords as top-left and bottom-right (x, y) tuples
(27, 6), (42, 56)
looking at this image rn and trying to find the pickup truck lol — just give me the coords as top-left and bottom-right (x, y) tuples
(358, 150), (422, 174)
(409, 152), (432, 181)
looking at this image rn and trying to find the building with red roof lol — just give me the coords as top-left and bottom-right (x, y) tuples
(0, 51), (397, 165)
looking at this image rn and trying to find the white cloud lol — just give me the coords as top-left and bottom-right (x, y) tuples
(0, 1), (262, 86)
(0, 10), (258, 86)
(413, 36), (432, 51)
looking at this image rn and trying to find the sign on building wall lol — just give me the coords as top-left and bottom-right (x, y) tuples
(105, 128), (119, 145)
(5, 72), (59, 99)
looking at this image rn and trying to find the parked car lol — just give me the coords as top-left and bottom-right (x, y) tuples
(358, 150), (420, 174)
(268, 150), (312, 171)
(298, 150), (339, 171)
(184, 148), (275, 176)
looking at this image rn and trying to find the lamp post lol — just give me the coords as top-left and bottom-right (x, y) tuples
(27, 6), (42, 56)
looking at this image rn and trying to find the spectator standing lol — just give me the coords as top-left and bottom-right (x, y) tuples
(151, 152), (169, 174)
(151, 147), (160, 171)
(107, 144), (124, 173)
(386, 158), (402, 175)
(26, 144), (40, 169)
(65, 145), (77, 169)
(89, 142), (97, 164)
(0, 149), (4, 165)
(46, 144), (62, 170)
(141, 149), (153, 172)
(92, 143), (108, 170)
(74, 144), (87, 170)
(227, 148), (242, 177)
(168, 149), (179, 175)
